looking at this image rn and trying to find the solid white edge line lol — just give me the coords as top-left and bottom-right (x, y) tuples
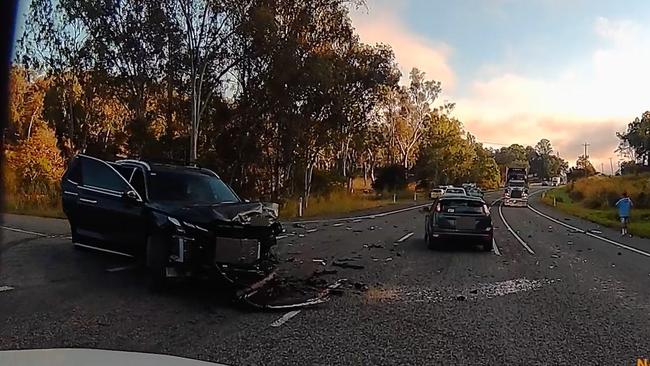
(270, 310), (301, 327)
(106, 265), (136, 273)
(73, 243), (134, 258)
(0, 286), (14, 292)
(276, 235), (288, 240)
(289, 203), (431, 225)
(492, 238), (501, 256)
(0, 226), (48, 237)
(527, 204), (650, 258)
(396, 232), (414, 243)
(498, 203), (535, 255)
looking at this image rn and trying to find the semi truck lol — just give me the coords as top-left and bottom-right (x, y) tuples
(503, 166), (529, 207)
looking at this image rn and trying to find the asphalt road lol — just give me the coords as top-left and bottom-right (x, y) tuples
(1, 187), (650, 365)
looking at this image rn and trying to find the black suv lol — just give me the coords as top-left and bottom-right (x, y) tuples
(61, 154), (283, 285)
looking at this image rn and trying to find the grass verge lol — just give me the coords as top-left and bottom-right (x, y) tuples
(541, 187), (650, 238)
(280, 190), (427, 219)
(4, 193), (66, 219)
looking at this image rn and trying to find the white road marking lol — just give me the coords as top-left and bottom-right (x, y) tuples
(73, 243), (134, 258)
(492, 238), (501, 256)
(270, 310), (301, 327)
(0, 286), (14, 292)
(0, 226), (48, 237)
(527, 205), (650, 258)
(106, 265), (136, 273)
(306, 228), (318, 233)
(332, 223), (343, 227)
(289, 203), (431, 225)
(396, 232), (414, 243)
(276, 235), (288, 240)
(498, 203), (535, 255)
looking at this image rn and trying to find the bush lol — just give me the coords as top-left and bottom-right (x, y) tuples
(372, 164), (407, 192)
(3, 125), (65, 216)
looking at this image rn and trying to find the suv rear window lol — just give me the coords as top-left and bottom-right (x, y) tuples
(440, 199), (485, 214)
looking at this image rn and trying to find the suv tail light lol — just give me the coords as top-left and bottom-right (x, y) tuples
(434, 202), (441, 212)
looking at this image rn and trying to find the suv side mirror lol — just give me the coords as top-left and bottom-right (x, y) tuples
(123, 190), (140, 203)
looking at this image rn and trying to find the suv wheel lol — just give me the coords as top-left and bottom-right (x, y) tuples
(482, 239), (493, 252)
(146, 233), (169, 291)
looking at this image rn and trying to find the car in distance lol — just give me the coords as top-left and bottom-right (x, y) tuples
(541, 180), (550, 186)
(424, 196), (493, 251)
(467, 188), (484, 199)
(429, 188), (445, 199)
(60, 154), (283, 287)
(443, 187), (467, 196)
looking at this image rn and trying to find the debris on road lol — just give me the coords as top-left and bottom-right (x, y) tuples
(547, 226), (553, 232)
(617, 252), (622, 256)
(353, 282), (369, 292)
(312, 269), (338, 276)
(293, 223), (306, 229)
(384, 257), (393, 262)
(368, 226), (376, 231)
(351, 219), (362, 223)
(332, 261), (365, 270)
(332, 223), (343, 227)
(312, 259), (326, 266)
(551, 254), (560, 258)
(567, 241), (573, 245)
(306, 228), (318, 233)
(564, 218), (571, 221)
(0, 286), (14, 292)
(589, 229), (603, 234)
(456, 295), (466, 301)
(366, 243), (383, 249)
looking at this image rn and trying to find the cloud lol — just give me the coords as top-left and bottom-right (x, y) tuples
(348, 2), (456, 90)
(454, 16), (650, 171)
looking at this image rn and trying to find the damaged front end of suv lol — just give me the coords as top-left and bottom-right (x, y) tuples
(146, 201), (284, 288)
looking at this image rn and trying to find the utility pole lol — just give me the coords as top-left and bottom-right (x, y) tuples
(601, 162), (604, 174)
(583, 142), (590, 158)
(609, 157), (614, 175)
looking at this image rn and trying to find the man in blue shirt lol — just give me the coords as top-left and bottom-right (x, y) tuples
(615, 192), (633, 237)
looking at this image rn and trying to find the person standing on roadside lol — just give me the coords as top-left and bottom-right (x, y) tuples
(615, 192), (633, 237)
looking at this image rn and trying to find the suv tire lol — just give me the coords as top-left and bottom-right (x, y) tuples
(146, 233), (169, 291)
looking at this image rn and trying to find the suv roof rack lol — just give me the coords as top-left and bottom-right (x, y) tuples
(115, 159), (151, 171)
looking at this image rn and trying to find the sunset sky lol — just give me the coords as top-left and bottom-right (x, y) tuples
(350, 0), (650, 172)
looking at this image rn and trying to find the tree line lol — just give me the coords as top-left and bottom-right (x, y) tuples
(8, 0), (571, 208)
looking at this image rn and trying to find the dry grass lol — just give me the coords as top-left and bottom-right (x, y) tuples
(542, 185), (650, 238)
(279, 189), (428, 219)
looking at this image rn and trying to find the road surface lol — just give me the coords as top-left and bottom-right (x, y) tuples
(1, 187), (649, 365)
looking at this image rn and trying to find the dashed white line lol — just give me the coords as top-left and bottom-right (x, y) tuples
(276, 235), (288, 240)
(270, 310), (301, 327)
(527, 204), (650, 258)
(498, 203), (535, 255)
(306, 228), (318, 233)
(0, 286), (14, 292)
(396, 232), (414, 243)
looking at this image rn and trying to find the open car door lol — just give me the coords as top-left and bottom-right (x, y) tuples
(74, 155), (146, 256)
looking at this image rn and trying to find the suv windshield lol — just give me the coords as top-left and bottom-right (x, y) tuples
(148, 171), (239, 204)
(440, 199), (485, 214)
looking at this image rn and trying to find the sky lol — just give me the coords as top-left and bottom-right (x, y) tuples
(349, 0), (650, 172)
